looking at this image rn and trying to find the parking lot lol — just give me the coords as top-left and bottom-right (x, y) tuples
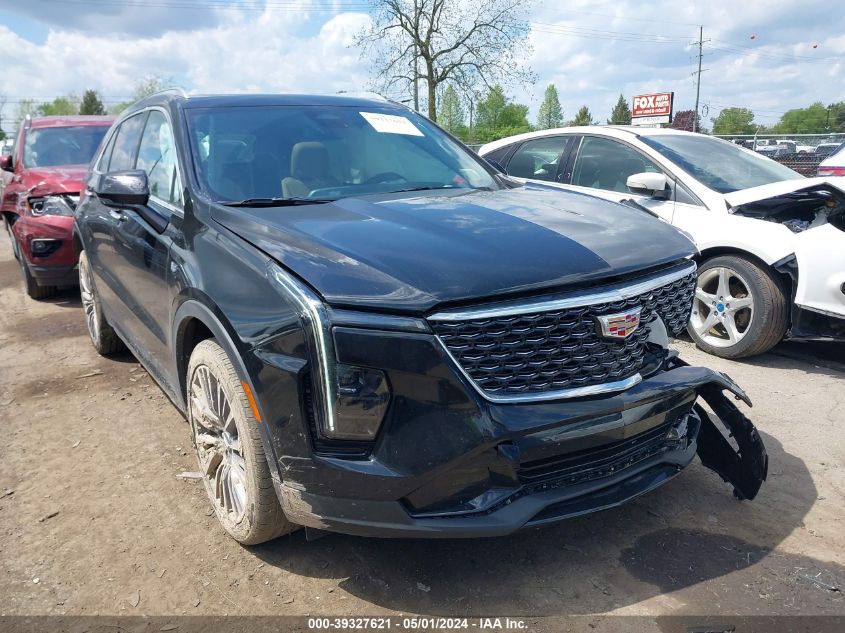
(0, 235), (843, 626)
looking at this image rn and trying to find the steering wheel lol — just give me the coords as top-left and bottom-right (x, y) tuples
(365, 172), (407, 184)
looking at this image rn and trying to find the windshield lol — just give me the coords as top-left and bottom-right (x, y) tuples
(23, 126), (110, 168)
(640, 134), (802, 194)
(185, 105), (497, 202)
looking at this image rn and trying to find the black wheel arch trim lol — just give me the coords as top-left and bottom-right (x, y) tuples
(171, 296), (287, 496)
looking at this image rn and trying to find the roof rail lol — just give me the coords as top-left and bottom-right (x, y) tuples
(335, 90), (390, 102)
(152, 87), (188, 99)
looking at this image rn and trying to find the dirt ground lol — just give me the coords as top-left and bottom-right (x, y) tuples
(0, 236), (843, 627)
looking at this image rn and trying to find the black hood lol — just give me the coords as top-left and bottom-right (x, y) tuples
(211, 186), (695, 313)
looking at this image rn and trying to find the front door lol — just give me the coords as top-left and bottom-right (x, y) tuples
(108, 110), (184, 379)
(564, 135), (675, 223)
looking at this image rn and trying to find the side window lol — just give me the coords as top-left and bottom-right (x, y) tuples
(109, 113), (147, 172)
(136, 111), (182, 208)
(571, 136), (661, 193)
(96, 129), (118, 172)
(506, 137), (568, 181)
(483, 145), (512, 170)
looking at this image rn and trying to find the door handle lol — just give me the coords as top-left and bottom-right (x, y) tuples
(109, 209), (127, 222)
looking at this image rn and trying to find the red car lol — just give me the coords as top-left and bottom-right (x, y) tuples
(1, 115), (113, 298)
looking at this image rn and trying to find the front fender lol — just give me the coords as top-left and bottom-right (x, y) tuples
(171, 298), (287, 501)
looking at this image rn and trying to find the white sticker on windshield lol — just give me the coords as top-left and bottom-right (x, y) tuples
(360, 111), (424, 136)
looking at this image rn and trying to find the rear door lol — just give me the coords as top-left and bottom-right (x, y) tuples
(108, 109), (184, 377)
(503, 136), (573, 184)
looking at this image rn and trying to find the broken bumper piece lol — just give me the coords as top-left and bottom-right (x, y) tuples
(278, 356), (768, 539)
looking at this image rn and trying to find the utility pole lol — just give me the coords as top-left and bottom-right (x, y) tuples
(692, 25), (709, 133)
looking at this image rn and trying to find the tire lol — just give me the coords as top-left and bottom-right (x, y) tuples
(687, 255), (788, 359)
(187, 339), (296, 544)
(13, 239), (57, 300)
(78, 250), (125, 355)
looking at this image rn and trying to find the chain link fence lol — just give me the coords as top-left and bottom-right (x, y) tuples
(714, 133), (845, 176)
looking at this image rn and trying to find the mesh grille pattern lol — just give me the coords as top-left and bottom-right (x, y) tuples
(431, 270), (695, 397)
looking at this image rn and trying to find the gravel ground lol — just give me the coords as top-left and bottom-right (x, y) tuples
(0, 236), (843, 629)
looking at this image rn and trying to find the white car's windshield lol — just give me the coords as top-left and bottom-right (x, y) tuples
(641, 134), (802, 194)
(186, 105), (498, 203)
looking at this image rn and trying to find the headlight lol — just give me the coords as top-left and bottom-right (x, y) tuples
(267, 262), (391, 441)
(28, 195), (76, 217)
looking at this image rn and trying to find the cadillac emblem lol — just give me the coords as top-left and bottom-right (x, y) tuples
(596, 307), (642, 339)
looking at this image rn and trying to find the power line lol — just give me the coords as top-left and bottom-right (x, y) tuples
(529, 22), (692, 44)
(709, 38), (840, 63)
(30, 0), (370, 10)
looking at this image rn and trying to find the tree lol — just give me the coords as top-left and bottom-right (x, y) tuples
(711, 107), (755, 135)
(355, 0), (535, 121)
(79, 90), (106, 115)
(671, 109), (702, 132)
(474, 85), (531, 142)
(438, 85), (467, 138)
(110, 74), (168, 114)
(536, 84), (563, 130)
(38, 95), (79, 116)
(607, 94), (631, 125)
(773, 102), (832, 134)
(15, 100), (38, 123)
(570, 105), (595, 126)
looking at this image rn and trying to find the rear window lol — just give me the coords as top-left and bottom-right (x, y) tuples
(23, 126), (110, 168)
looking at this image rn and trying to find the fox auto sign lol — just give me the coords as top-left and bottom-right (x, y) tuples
(631, 92), (673, 126)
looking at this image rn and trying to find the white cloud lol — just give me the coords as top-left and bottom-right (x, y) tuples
(518, 0), (845, 126)
(0, 0), (843, 131)
(0, 2), (373, 117)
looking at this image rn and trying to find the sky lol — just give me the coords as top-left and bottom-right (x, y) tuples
(0, 0), (842, 133)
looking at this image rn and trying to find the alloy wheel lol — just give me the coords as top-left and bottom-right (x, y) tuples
(690, 266), (754, 348)
(79, 256), (100, 343)
(189, 365), (248, 523)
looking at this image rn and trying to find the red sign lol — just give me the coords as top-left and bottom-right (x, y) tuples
(632, 92), (673, 118)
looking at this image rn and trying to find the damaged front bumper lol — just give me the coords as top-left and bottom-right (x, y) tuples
(277, 355), (768, 539)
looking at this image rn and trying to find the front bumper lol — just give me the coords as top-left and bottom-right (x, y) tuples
(261, 347), (766, 538)
(29, 263), (78, 286)
(11, 213), (78, 271)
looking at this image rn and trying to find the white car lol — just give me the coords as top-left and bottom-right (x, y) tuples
(480, 127), (845, 358)
(817, 143), (845, 177)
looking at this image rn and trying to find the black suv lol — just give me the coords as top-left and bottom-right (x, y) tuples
(74, 92), (767, 544)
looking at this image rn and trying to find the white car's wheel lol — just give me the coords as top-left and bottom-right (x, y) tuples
(688, 255), (788, 359)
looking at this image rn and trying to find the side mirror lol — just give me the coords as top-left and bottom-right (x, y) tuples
(0, 155), (13, 172)
(95, 170), (150, 207)
(485, 158), (507, 173)
(626, 172), (669, 199)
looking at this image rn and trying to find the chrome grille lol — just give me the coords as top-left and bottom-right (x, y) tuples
(430, 265), (696, 400)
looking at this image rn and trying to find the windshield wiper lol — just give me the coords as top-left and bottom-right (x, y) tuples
(221, 197), (334, 207)
(386, 185), (487, 194)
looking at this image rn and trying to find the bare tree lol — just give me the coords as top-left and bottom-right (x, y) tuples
(356, 0), (535, 121)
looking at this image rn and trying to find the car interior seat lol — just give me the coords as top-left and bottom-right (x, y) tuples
(573, 155), (602, 188)
(507, 151), (537, 179)
(207, 139), (252, 201)
(281, 142), (337, 198)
